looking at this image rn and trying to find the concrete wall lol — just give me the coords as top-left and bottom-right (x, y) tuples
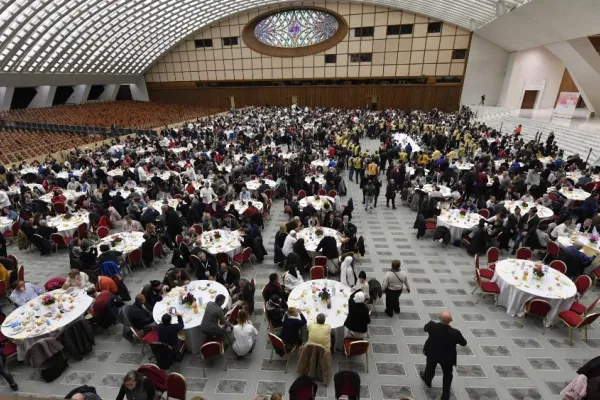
(461, 34), (509, 106)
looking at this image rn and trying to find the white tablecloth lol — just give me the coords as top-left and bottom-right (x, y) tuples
(502, 201), (554, 219)
(1, 288), (92, 360)
(456, 162), (474, 171)
(97, 231), (146, 254)
(297, 227), (343, 253)
(152, 282), (231, 354)
(288, 279), (350, 328)
(299, 196), (335, 211)
(110, 187), (146, 197)
(20, 167), (38, 176)
(226, 200), (263, 215)
(420, 184), (452, 197)
(170, 147), (191, 154)
(233, 153), (255, 162)
(491, 259), (576, 326)
(556, 233), (600, 267)
(406, 167), (429, 176)
(304, 174), (327, 186)
(538, 157), (554, 167)
(559, 188), (591, 201)
(200, 229), (243, 258)
(392, 133), (421, 152)
(47, 211), (90, 237)
(107, 168), (135, 177)
(310, 160), (331, 169)
(245, 179), (276, 191)
(0, 217), (13, 234)
(56, 170), (83, 179)
(436, 210), (481, 243)
(39, 190), (86, 204)
(151, 171), (180, 181)
(148, 199), (180, 215)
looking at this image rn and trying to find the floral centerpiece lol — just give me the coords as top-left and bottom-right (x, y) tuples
(181, 292), (195, 308)
(459, 208), (467, 218)
(532, 264), (545, 279)
(315, 228), (324, 237)
(521, 201), (528, 208)
(590, 234), (599, 244)
(40, 293), (56, 306)
(314, 194), (321, 201)
(318, 287), (330, 303)
(214, 231), (222, 241)
(113, 235), (123, 243)
(567, 185), (574, 192)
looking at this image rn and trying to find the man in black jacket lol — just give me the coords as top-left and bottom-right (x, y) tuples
(511, 207), (540, 254)
(216, 262), (239, 290)
(158, 313), (184, 360)
(129, 294), (157, 331)
(162, 205), (182, 247)
(420, 311), (467, 400)
(96, 244), (124, 266)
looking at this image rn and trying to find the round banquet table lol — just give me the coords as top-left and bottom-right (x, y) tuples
(170, 147), (190, 154)
(556, 232), (600, 268)
(20, 167), (39, 176)
(304, 174), (327, 186)
(200, 229), (243, 258)
(97, 231), (146, 254)
(559, 187), (591, 201)
(245, 179), (276, 191)
(226, 200), (263, 215)
(406, 166), (429, 176)
(288, 279), (350, 350)
(502, 200), (554, 219)
(39, 190), (86, 204)
(0, 216), (13, 234)
(151, 171), (180, 181)
(46, 211), (90, 237)
(420, 184), (452, 198)
(491, 259), (576, 326)
(147, 199), (180, 215)
(538, 156), (554, 167)
(310, 160), (331, 169)
(1, 288), (92, 360)
(296, 227), (343, 253)
(56, 170), (83, 180)
(436, 210), (482, 243)
(110, 187), (147, 197)
(233, 153), (255, 162)
(299, 196), (335, 211)
(456, 162), (474, 171)
(152, 282), (231, 354)
(107, 168), (135, 177)
(392, 133), (421, 152)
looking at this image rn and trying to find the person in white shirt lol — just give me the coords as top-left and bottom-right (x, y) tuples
(340, 256), (357, 287)
(137, 165), (149, 183)
(66, 178), (80, 191)
(184, 166), (196, 181)
(0, 191), (10, 208)
(282, 231), (297, 257)
(232, 309), (258, 357)
(199, 182), (215, 206)
(575, 218), (598, 236)
(352, 271), (370, 300)
(551, 219), (573, 239)
(123, 177), (137, 189)
(284, 265), (304, 292)
(520, 191), (534, 203)
(123, 216), (143, 232)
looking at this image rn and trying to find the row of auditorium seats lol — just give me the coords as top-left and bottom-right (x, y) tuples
(0, 101), (223, 129)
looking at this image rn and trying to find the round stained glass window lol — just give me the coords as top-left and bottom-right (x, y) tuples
(254, 9), (339, 48)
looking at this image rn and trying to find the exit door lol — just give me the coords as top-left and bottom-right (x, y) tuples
(521, 90), (538, 109)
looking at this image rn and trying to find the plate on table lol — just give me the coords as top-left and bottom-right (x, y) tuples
(11, 325), (25, 334)
(33, 326), (47, 335)
(71, 291), (79, 297)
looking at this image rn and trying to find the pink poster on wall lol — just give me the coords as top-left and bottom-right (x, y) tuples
(554, 92), (580, 119)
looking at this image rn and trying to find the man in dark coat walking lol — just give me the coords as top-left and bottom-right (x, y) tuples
(420, 311), (467, 400)
(162, 204), (182, 247)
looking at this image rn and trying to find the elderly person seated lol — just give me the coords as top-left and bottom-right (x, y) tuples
(9, 280), (44, 306)
(279, 307), (306, 348)
(232, 278), (255, 314)
(165, 267), (191, 288)
(123, 216), (143, 232)
(566, 241), (597, 268)
(575, 218), (598, 236)
(129, 294), (157, 331)
(64, 268), (94, 290)
(307, 313), (332, 351)
(216, 262), (239, 290)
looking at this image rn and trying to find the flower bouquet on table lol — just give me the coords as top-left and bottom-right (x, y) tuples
(40, 293), (56, 306)
(315, 228), (324, 237)
(113, 235), (123, 243)
(180, 292), (195, 308)
(318, 287), (331, 308)
(314, 194), (321, 201)
(533, 264), (545, 280)
(213, 231), (222, 241)
(521, 201), (528, 208)
(459, 208), (467, 218)
(567, 185), (574, 192)
(590, 234), (599, 244)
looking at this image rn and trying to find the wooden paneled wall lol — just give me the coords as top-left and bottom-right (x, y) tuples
(147, 83), (462, 111)
(554, 68), (579, 106)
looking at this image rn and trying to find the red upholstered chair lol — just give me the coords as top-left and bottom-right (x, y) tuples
(570, 296), (600, 316)
(137, 364), (167, 398)
(472, 269), (500, 304)
(486, 247), (499, 270)
(310, 266), (325, 280)
(192, 224), (203, 235)
(549, 260), (567, 274)
(227, 304), (241, 325)
(3, 221), (18, 243)
(166, 372), (187, 400)
(475, 254), (494, 280)
(425, 221), (437, 231)
(575, 275), (593, 300)
(328, 190), (337, 198)
(524, 299), (552, 333)
(515, 247), (533, 260)
(584, 182), (596, 193)
(175, 234), (183, 246)
(268, 333), (297, 373)
(130, 327), (159, 355)
(298, 189), (306, 199)
(126, 248), (143, 274)
(152, 241), (164, 264)
(318, 188), (326, 196)
(314, 256), (327, 268)
(592, 267), (600, 290)
(51, 233), (71, 248)
(1, 340), (17, 364)
(174, 194), (183, 200)
(544, 241), (559, 263)
(7, 254), (17, 269)
(97, 226), (109, 239)
(0, 281), (7, 301)
(478, 208), (490, 219)
(344, 339), (370, 372)
(289, 375), (318, 400)
(77, 222), (88, 238)
(17, 265), (24, 282)
(199, 340), (226, 377)
(233, 247), (252, 269)
(558, 312), (600, 345)
(53, 202), (67, 214)
(334, 371), (361, 400)
(216, 253), (229, 265)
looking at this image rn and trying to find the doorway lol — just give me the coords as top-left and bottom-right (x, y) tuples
(366, 96), (378, 110)
(521, 90), (538, 109)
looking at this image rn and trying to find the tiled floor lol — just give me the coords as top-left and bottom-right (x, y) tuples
(0, 138), (590, 400)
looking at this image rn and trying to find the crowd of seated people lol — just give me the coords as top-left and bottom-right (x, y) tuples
(0, 101), (223, 130)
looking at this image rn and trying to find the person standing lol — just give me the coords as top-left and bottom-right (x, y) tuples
(385, 179), (397, 209)
(0, 352), (17, 391)
(420, 311), (467, 400)
(381, 259), (410, 317)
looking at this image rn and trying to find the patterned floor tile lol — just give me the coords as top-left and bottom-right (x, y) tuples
(456, 364), (487, 378)
(511, 337), (543, 349)
(256, 381), (286, 396)
(115, 352), (144, 365)
(60, 371), (95, 386)
(480, 345), (511, 357)
(546, 381), (571, 395)
(337, 361), (366, 373)
(397, 312), (421, 320)
(368, 326), (393, 335)
(422, 387), (458, 400)
(507, 387), (542, 400)
(371, 343), (399, 354)
(470, 328), (498, 338)
(497, 320), (524, 330)
(493, 365), (528, 379)
(547, 337), (578, 348)
(98, 373), (126, 388)
(465, 387), (501, 400)
(526, 357), (560, 370)
(375, 362), (406, 376)
(215, 379), (247, 394)
(380, 385), (414, 399)
(401, 327), (427, 337)
(461, 313), (487, 322)
(187, 378), (208, 393)
(421, 299), (445, 307)
(565, 358), (587, 371)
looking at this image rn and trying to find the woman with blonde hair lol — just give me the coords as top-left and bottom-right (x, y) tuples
(232, 309), (258, 357)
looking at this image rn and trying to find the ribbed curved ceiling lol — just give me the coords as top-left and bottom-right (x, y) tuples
(0, 0), (529, 75)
